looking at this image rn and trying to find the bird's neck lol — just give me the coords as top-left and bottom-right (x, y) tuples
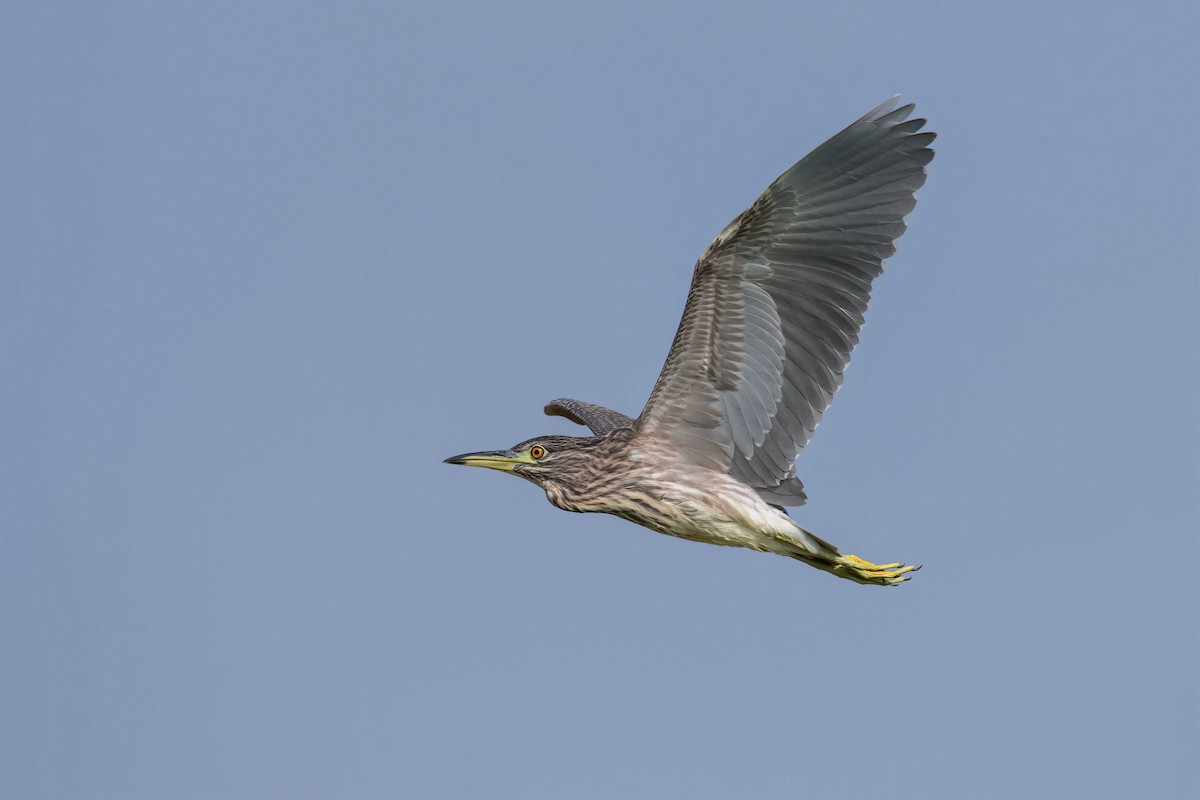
(542, 429), (637, 514)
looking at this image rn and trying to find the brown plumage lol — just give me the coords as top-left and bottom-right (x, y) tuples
(446, 98), (935, 585)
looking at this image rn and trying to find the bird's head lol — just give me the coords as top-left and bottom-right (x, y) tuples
(443, 435), (596, 490)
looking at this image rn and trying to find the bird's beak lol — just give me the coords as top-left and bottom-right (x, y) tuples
(443, 449), (532, 472)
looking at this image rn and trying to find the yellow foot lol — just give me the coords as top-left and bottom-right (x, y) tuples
(835, 554), (921, 586)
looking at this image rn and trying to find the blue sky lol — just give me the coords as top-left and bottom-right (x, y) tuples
(3, 3), (1197, 798)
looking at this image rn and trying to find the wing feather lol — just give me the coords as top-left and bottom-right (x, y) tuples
(544, 399), (633, 435)
(637, 97), (935, 504)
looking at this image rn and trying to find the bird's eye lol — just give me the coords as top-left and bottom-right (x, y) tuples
(529, 445), (547, 460)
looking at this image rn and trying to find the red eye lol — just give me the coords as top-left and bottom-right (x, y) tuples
(530, 445), (547, 460)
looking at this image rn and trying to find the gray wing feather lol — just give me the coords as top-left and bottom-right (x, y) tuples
(545, 398), (634, 436)
(637, 97), (935, 505)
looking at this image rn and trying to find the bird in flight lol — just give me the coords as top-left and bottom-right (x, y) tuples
(446, 98), (934, 585)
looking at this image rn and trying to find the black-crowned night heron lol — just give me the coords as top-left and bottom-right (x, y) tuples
(445, 98), (934, 585)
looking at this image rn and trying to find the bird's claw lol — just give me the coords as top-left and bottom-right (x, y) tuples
(837, 554), (921, 586)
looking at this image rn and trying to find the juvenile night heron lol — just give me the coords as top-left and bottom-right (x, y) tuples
(446, 98), (934, 585)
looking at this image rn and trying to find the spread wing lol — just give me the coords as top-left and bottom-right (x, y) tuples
(545, 398), (634, 435)
(636, 97), (935, 504)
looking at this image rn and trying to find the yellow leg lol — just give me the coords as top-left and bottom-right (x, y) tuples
(785, 525), (920, 586)
(834, 553), (920, 586)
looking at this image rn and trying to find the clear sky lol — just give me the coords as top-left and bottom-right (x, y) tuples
(3, 3), (1197, 798)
